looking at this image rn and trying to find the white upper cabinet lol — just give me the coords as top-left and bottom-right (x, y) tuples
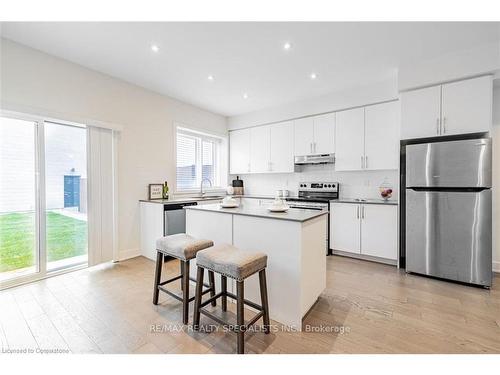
(270, 121), (294, 173)
(401, 76), (492, 140)
(250, 125), (271, 173)
(335, 107), (365, 171)
(401, 85), (441, 139)
(364, 101), (400, 170)
(441, 75), (492, 136)
(294, 114), (335, 155)
(229, 129), (250, 174)
(230, 122), (293, 175)
(294, 117), (314, 156)
(313, 113), (336, 154)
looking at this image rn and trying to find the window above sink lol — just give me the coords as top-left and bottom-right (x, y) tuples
(175, 125), (227, 193)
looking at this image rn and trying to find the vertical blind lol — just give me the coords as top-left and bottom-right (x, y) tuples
(176, 128), (221, 191)
(87, 126), (116, 266)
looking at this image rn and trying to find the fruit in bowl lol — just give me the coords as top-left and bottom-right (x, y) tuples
(380, 188), (393, 200)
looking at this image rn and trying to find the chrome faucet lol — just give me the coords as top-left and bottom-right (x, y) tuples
(200, 178), (212, 197)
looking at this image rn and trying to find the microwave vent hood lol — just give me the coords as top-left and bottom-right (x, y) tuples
(294, 154), (335, 165)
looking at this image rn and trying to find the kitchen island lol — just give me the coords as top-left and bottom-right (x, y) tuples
(185, 203), (328, 329)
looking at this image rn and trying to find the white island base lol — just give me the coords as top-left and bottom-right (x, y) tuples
(185, 206), (327, 330)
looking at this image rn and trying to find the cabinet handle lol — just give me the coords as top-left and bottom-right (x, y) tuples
(361, 155), (364, 169)
(436, 118), (440, 135)
(356, 206), (359, 219)
(310, 143), (312, 154)
(365, 155), (368, 169)
(313, 142), (317, 154)
(443, 117), (446, 134)
(362, 205), (365, 219)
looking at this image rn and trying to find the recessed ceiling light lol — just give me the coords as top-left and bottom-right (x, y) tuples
(151, 44), (160, 53)
(207, 75), (214, 81)
(283, 42), (292, 51)
(310, 72), (317, 80)
(243, 93), (249, 99)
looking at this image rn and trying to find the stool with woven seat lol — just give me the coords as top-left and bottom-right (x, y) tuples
(192, 243), (270, 354)
(153, 233), (216, 324)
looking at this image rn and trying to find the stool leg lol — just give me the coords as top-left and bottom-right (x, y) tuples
(259, 269), (270, 334)
(152, 251), (163, 305)
(182, 260), (190, 325)
(208, 270), (216, 307)
(236, 280), (245, 354)
(180, 260), (184, 291)
(193, 266), (205, 330)
(221, 276), (227, 312)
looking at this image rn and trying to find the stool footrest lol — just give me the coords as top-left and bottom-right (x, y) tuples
(225, 292), (264, 312)
(157, 285), (212, 302)
(159, 274), (210, 288)
(199, 292), (224, 308)
(198, 307), (264, 332)
(159, 274), (182, 286)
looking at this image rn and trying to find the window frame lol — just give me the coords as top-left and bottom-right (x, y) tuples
(175, 125), (225, 194)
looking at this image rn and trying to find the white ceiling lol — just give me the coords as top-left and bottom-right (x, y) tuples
(1, 22), (499, 117)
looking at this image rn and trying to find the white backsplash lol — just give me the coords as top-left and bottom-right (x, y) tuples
(229, 164), (399, 200)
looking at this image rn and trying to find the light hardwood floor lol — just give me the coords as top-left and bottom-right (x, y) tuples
(1, 255), (499, 354)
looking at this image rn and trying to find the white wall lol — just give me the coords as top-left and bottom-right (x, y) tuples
(398, 42), (500, 91)
(0, 38), (227, 259)
(228, 78), (398, 130)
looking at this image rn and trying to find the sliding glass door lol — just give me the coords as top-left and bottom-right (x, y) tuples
(0, 115), (88, 286)
(45, 122), (88, 271)
(0, 117), (38, 281)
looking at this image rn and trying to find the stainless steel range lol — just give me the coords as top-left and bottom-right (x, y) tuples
(286, 182), (339, 254)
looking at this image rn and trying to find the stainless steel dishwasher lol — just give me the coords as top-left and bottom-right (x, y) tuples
(164, 201), (198, 235)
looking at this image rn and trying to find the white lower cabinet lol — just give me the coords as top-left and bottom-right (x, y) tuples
(360, 204), (398, 260)
(329, 203), (361, 254)
(330, 202), (398, 261)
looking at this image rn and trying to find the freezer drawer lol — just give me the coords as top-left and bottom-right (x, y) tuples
(406, 189), (492, 286)
(406, 138), (492, 188)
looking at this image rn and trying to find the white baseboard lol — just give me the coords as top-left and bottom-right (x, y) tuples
(117, 248), (141, 261)
(493, 261), (500, 273)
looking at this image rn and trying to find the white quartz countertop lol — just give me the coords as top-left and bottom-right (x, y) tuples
(334, 198), (398, 205)
(184, 203), (328, 222)
(139, 196), (224, 205)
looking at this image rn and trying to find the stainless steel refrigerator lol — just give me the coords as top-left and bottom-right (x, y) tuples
(405, 138), (492, 287)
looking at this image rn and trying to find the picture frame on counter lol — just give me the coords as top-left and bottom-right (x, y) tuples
(148, 184), (164, 200)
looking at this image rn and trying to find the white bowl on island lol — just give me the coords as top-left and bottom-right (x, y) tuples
(220, 196), (239, 208)
(268, 198), (289, 212)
